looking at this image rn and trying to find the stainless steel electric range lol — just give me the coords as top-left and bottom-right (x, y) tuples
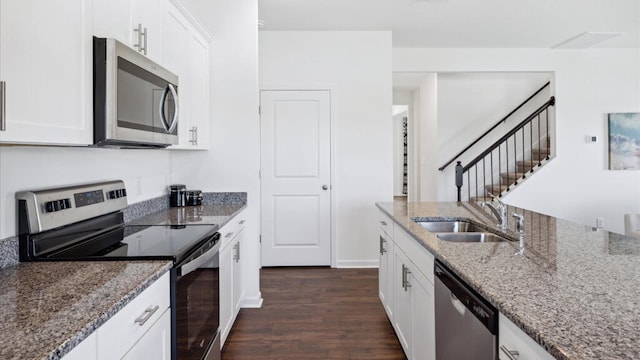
(16, 180), (221, 360)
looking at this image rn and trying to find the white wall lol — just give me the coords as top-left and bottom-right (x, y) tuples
(417, 74), (439, 201)
(0, 147), (172, 239)
(176, 0), (262, 306)
(394, 48), (640, 233)
(259, 31), (393, 267)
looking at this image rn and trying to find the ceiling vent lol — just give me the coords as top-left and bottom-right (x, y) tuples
(552, 32), (624, 49)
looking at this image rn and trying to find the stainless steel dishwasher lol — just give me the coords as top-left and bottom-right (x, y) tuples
(434, 260), (498, 360)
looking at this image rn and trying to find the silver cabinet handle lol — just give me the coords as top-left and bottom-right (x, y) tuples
(189, 126), (198, 145)
(225, 232), (234, 238)
(401, 264), (412, 291)
(322, 184), (329, 190)
(0, 81), (5, 131)
(239, 220), (246, 225)
(499, 345), (520, 360)
(134, 24), (143, 52)
(379, 236), (387, 255)
(134, 24), (147, 55)
(233, 242), (240, 262)
(379, 220), (387, 226)
(142, 26), (148, 55)
(134, 305), (159, 326)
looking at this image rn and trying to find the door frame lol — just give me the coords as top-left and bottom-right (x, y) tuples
(259, 84), (337, 268)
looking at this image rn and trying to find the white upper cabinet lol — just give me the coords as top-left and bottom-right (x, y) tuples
(163, 1), (211, 150)
(0, 0), (93, 145)
(93, 0), (164, 62)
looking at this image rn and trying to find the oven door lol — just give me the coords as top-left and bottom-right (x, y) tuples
(175, 233), (221, 360)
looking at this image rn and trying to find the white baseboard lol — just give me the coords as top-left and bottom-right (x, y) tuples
(335, 259), (379, 268)
(241, 291), (263, 308)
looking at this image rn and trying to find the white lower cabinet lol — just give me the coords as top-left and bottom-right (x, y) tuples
(121, 309), (171, 360)
(219, 210), (247, 347)
(499, 314), (554, 360)
(378, 210), (394, 319)
(392, 244), (435, 360)
(62, 272), (170, 360)
(377, 212), (435, 360)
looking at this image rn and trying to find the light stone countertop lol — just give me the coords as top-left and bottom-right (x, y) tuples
(377, 201), (640, 360)
(0, 261), (172, 360)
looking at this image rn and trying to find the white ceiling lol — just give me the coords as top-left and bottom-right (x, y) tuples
(258, 0), (640, 48)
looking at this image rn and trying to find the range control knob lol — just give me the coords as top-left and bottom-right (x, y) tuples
(45, 201), (55, 213)
(45, 199), (72, 213)
(108, 189), (128, 199)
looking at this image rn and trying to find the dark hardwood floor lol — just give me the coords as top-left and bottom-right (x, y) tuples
(222, 267), (406, 360)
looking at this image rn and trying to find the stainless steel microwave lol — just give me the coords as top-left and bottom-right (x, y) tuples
(93, 37), (179, 148)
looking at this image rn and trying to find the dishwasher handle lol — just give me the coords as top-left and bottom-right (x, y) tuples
(434, 260), (498, 335)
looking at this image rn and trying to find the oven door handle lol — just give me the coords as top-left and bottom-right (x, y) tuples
(178, 238), (220, 277)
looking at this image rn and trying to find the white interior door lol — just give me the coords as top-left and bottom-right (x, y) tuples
(260, 90), (331, 266)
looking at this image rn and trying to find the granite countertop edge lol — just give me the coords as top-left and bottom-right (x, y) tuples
(50, 262), (173, 360)
(376, 201), (570, 360)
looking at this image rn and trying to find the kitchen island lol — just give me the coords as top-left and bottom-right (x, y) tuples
(377, 201), (640, 360)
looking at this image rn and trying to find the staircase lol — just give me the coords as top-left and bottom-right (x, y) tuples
(440, 81), (556, 202)
(484, 137), (551, 196)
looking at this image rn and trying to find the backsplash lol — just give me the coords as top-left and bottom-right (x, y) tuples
(0, 192), (247, 268)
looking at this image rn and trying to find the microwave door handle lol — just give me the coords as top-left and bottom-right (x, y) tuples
(166, 84), (178, 134)
(158, 86), (171, 132)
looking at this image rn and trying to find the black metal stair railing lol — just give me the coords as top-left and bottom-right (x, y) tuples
(455, 96), (556, 202)
(439, 81), (550, 172)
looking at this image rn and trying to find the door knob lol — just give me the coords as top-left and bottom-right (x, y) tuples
(322, 185), (329, 190)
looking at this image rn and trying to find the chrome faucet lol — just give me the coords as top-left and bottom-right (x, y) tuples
(480, 194), (507, 230)
(512, 213), (525, 255)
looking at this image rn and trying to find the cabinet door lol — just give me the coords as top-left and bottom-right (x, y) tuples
(393, 247), (436, 360)
(97, 273), (170, 360)
(185, 30), (210, 149)
(93, 0), (163, 61)
(393, 249), (412, 356)
(164, 3), (210, 150)
(232, 223), (246, 314)
(499, 314), (555, 360)
(219, 241), (234, 346)
(122, 308), (171, 360)
(378, 231), (394, 319)
(0, 0), (92, 145)
(408, 266), (435, 360)
(132, 0), (163, 61)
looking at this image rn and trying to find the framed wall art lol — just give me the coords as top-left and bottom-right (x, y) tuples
(608, 112), (640, 170)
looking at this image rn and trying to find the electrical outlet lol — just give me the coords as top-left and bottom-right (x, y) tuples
(596, 217), (604, 228)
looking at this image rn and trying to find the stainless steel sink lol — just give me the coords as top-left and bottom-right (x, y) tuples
(436, 232), (509, 243)
(416, 221), (487, 233)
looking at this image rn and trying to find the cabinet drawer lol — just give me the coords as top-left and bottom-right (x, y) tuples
(377, 210), (393, 238)
(220, 212), (246, 250)
(97, 272), (170, 360)
(499, 314), (554, 360)
(394, 224), (434, 284)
